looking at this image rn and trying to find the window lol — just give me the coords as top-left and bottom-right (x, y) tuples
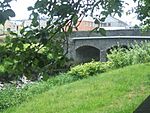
(102, 23), (107, 27)
(108, 23), (111, 26)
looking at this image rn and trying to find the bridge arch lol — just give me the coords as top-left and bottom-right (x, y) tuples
(75, 45), (100, 63)
(70, 36), (150, 62)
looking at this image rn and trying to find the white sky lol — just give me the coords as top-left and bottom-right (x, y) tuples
(10, 0), (141, 26)
(117, 0), (141, 26)
(10, 0), (37, 20)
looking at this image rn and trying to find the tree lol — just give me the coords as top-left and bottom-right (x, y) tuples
(0, 0), (149, 81)
(134, 0), (150, 31)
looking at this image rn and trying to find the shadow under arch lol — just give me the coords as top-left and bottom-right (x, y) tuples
(76, 45), (100, 63)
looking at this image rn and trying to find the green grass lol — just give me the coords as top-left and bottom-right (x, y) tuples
(2, 63), (150, 113)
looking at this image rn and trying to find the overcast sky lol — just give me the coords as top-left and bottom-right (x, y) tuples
(10, 0), (141, 26)
(10, 0), (37, 20)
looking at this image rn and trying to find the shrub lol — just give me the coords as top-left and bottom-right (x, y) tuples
(107, 48), (131, 68)
(107, 42), (150, 68)
(131, 42), (150, 64)
(67, 61), (112, 79)
(0, 33), (69, 81)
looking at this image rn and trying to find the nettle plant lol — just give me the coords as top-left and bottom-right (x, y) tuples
(107, 42), (150, 68)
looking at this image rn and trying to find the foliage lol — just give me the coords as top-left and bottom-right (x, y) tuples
(0, 0), (125, 80)
(0, 31), (70, 80)
(67, 61), (112, 79)
(0, 73), (76, 111)
(0, 0), (15, 25)
(1, 42), (150, 111)
(0, 60), (112, 111)
(134, 0), (150, 31)
(2, 63), (150, 113)
(0, 0), (150, 80)
(107, 47), (131, 68)
(107, 41), (150, 68)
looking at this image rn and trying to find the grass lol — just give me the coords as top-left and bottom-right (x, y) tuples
(2, 63), (150, 113)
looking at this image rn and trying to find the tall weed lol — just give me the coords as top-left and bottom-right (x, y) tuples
(107, 41), (150, 68)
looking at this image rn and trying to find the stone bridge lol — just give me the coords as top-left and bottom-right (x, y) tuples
(68, 36), (150, 63)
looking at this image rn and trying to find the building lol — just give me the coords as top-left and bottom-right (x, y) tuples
(75, 16), (98, 31)
(74, 15), (129, 31)
(0, 25), (4, 34)
(22, 19), (47, 28)
(0, 15), (129, 34)
(0, 20), (17, 34)
(99, 15), (129, 30)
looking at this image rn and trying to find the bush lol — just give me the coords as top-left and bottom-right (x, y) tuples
(107, 42), (150, 68)
(67, 61), (112, 79)
(0, 32), (69, 81)
(107, 48), (131, 68)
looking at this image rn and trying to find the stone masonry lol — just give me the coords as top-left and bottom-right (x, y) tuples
(67, 30), (150, 63)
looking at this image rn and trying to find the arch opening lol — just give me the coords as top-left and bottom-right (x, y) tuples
(76, 46), (100, 63)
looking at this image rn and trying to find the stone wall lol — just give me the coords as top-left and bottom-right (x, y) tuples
(68, 36), (150, 63)
(70, 29), (150, 37)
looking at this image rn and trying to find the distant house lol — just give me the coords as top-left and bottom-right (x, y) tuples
(0, 25), (3, 34)
(75, 16), (98, 31)
(0, 15), (129, 34)
(0, 21), (17, 34)
(23, 19), (47, 28)
(74, 15), (129, 31)
(99, 15), (129, 30)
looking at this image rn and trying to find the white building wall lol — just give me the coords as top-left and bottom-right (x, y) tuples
(100, 15), (129, 29)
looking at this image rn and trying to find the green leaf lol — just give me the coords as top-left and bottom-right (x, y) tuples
(5, 9), (15, 17)
(94, 19), (100, 24)
(4, 0), (12, 3)
(99, 28), (106, 36)
(32, 20), (39, 27)
(18, 42), (24, 50)
(9, 31), (18, 36)
(68, 26), (73, 33)
(20, 27), (28, 34)
(101, 11), (108, 16)
(0, 11), (9, 25)
(28, 6), (34, 11)
(118, 12), (122, 17)
(100, 17), (106, 22)
(72, 15), (78, 26)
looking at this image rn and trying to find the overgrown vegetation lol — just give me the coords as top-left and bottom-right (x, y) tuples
(0, 0), (125, 81)
(2, 41), (150, 111)
(107, 41), (150, 68)
(0, 0), (150, 112)
(68, 61), (112, 79)
(0, 0), (150, 81)
(0, 74), (76, 111)
(0, 37), (69, 81)
(0, 61), (112, 111)
(2, 63), (150, 113)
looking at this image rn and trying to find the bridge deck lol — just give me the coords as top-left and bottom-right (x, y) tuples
(72, 36), (150, 40)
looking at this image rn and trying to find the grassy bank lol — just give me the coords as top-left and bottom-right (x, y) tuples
(2, 63), (150, 113)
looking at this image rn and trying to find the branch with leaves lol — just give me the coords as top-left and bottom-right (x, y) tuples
(0, 0), (15, 25)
